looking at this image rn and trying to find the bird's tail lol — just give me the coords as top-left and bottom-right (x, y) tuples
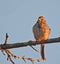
(41, 44), (46, 60)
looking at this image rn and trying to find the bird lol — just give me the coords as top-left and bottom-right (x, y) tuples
(32, 16), (51, 60)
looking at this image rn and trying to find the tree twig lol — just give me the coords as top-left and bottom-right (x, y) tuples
(0, 37), (60, 49)
(0, 33), (60, 64)
(0, 33), (41, 64)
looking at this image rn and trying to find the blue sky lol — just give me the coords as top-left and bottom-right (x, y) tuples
(0, 0), (60, 64)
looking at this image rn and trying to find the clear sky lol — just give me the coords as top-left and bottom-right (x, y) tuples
(0, 0), (60, 64)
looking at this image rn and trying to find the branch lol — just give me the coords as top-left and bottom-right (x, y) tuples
(1, 33), (15, 64)
(0, 34), (60, 64)
(0, 33), (41, 64)
(0, 37), (60, 49)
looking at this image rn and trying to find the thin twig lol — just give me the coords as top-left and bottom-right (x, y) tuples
(5, 33), (8, 44)
(6, 50), (15, 64)
(30, 45), (39, 52)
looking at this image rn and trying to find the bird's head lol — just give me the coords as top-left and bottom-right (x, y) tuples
(37, 16), (46, 24)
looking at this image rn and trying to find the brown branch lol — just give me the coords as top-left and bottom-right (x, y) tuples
(5, 33), (8, 44)
(5, 49), (40, 63)
(0, 33), (41, 64)
(1, 33), (15, 64)
(0, 33), (60, 64)
(0, 37), (60, 49)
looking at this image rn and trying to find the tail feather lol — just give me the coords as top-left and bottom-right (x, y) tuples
(41, 44), (46, 60)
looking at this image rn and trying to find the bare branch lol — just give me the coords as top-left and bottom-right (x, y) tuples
(0, 34), (60, 64)
(0, 33), (40, 64)
(0, 37), (60, 49)
(5, 33), (8, 44)
(30, 45), (39, 52)
(6, 50), (15, 64)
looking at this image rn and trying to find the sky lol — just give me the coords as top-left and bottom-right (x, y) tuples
(0, 0), (60, 64)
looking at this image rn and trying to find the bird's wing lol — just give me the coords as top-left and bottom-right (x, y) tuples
(33, 22), (44, 40)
